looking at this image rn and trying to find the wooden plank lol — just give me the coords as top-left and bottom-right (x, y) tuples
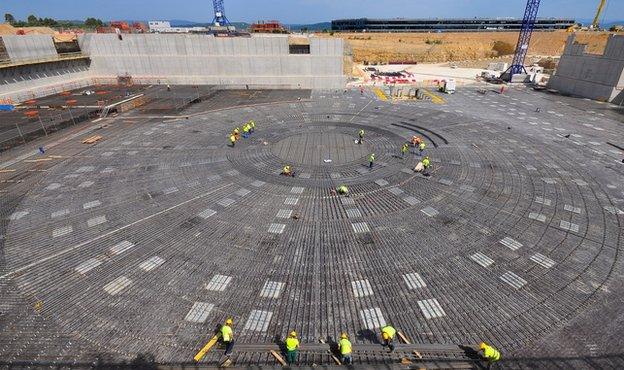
(413, 351), (423, 359)
(270, 349), (287, 366)
(194, 335), (219, 362)
(82, 135), (102, 144)
(397, 331), (411, 344)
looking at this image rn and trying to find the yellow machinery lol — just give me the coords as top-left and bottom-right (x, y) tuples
(592, 0), (607, 30)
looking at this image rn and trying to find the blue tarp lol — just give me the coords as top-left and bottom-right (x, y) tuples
(0, 105), (15, 111)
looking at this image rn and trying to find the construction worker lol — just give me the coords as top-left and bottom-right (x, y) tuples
(229, 134), (236, 147)
(401, 143), (409, 157)
(336, 185), (349, 196)
(368, 153), (376, 168)
(249, 120), (255, 133)
(282, 165), (295, 177)
(422, 156), (431, 176)
(357, 129), (365, 144)
(285, 331), (299, 364)
(219, 318), (235, 356)
(233, 127), (240, 140)
(338, 333), (352, 365)
(479, 342), (501, 369)
(242, 124), (250, 138)
(411, 135), (422, 147)
(418, 141), (426, 156)
(380, 325), (396, 352)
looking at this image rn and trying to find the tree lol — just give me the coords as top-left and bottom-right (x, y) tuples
(4, 13), (15, 24)
(27, 14), (38, 26)
(84, 17), (104, 29)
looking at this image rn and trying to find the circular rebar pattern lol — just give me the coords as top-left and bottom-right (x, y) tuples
(1, 88), (623, 366)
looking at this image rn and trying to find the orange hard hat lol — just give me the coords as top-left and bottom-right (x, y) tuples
(480, 342), (487, 350)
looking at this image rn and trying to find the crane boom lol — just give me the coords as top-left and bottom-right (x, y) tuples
(592, 0), (607, 29)
(212, 0), (231, 26)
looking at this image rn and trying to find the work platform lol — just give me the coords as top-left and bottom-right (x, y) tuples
(0, 86), (623, 368)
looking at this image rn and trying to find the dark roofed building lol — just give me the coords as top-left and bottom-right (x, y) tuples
(331, 18), (575, 32)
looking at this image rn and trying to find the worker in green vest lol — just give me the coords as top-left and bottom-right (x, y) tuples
(285, 331), (300, 364)
(380, 325), (397, 352)
(479, 342), (501, 369)
(249, 120), (255, 133)
(357, 129), (365, 144)
(337, 185), (349, 196)
(401, 143), (409, 157)
(368, 153), (376, 168)
(219, 318), (235, 356)
(338, 333), (352, 365)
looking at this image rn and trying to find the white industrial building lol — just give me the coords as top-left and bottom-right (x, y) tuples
(148, 20), (208, 33)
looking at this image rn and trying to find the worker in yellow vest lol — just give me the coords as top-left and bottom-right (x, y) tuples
(368, 153), (376, 168)
(336, 185), (349, 196)
(219, 318), (235, 356)
(380, 325), (396, 352)
(249, 120), (255, 133)
(338, 333), (352, 364)
(419, 141), (426, 156)
(233, 127), (240, 140)
(229, 134), (236, 147)
(242, 124), (250, 138)
(422, 156), (431, 176)
(357, 129), (365, 144)
(282, 165), (295, 177)
(285, 331), (300, 364)
(479, 342), (501, 369)
(401, 143), (409, 157)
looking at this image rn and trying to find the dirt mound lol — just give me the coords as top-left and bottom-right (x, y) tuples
(323, 31), (612, 64)
(0, 23), (16, 35)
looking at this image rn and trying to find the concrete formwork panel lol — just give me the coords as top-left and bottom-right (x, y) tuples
(549, 34), (624, 102)
(78, 34), (345, 89)
(2, 35), (58, 61)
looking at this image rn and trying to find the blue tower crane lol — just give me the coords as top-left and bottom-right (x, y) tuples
(212, 0), (231, 27)
(509, 0), (541, 77)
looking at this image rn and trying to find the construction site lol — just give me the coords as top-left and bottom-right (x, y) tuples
(0, 0), (623, 369)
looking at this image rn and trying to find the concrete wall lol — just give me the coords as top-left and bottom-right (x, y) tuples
(549, 34), (624, 103)
(79, 34), (345, 89)
(1, 35), (58, 62)
(0, 60), (92, 103)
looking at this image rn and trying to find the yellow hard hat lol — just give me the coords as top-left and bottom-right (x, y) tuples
(226, 318), (233, 325)
(341, 333), (348, 339)
(424, 156), (429, 160)
(480, 342), (487, 350)
(382, 332), (390, 340)
(290, 331), (297, 337)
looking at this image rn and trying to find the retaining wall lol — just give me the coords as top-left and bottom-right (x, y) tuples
(1, 35), (58, 62)
(79, 34), (345, 89)
(549, 34), (624, 103)
(0, 59), (92, 103)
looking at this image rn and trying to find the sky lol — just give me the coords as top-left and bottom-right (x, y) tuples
(1, 0), (623, 24)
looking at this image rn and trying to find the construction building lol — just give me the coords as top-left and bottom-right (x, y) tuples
(331, 17), (575, 32)
(549, 34), (624, 104)
(250, 21), (289, 34)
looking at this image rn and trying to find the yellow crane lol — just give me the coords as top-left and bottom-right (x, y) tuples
(591, 0), (607, 30)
